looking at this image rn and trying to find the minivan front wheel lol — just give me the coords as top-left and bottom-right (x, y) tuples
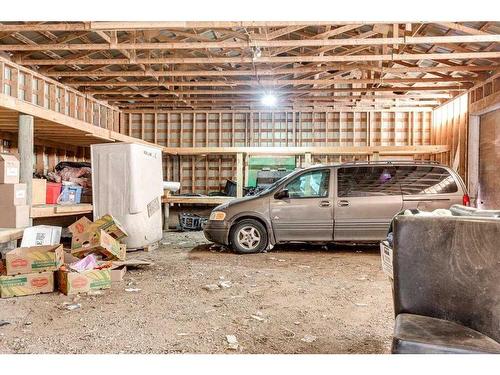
(230, 219), (268, 254)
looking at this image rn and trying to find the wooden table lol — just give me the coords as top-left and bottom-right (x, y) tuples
(31, 203), (93, 218)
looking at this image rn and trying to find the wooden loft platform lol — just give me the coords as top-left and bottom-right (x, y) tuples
(0, 56), (161, 150)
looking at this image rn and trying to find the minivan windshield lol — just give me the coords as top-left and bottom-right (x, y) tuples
(257, 169), (302, 195)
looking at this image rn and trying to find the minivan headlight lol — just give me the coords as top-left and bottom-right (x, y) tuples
(210, 211), (226, 221)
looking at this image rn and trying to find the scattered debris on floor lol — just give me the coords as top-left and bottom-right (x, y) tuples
(63, 302), (81, 311)
(226, 335), (239, 350)
(0, 231), (394, 354)
(250, 312), (266, 322)
(217, 280), (232, 289)
(124, 288), (141, 292)
(0, 320), (10, 327)
(301, 335), (317, 343)
(202, 284), (220, 292)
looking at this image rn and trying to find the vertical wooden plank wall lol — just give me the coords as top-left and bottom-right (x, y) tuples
(123, 110), (432, 194)
(0, 135), (90, 175)
(431, 94), (468, 181)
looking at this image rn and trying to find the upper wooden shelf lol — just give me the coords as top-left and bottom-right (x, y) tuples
(162, 145), (449, 156)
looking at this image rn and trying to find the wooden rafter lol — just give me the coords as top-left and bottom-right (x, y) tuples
(0, 21), (497, 110)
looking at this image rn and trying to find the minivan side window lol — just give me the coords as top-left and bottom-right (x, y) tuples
(285, 169), (330, 198)
(337, 167), (400, 197)
(396, 166), (458, 195)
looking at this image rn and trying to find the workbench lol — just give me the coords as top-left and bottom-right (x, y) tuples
(161, 194), (234, 230)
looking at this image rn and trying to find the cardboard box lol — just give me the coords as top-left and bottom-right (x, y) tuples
(32, 179), (47, 205)
(0, 271), (54, 298)
(21, 226), (62, 247)
(110, 265), (127, 282)
(91, 214), (128, 240)
(71, 229), (125, 261)
(57, 268), (111, 295)
(0, 154), (20, 184)
(380, 240), (393, 279)
(0, 183), (27, 206)
(0, 205), (30, 228)
(68, 216), (93, 236)
(3, 244), (64, 275)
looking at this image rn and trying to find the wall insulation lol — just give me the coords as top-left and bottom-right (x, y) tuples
(123, 110), (433, 194)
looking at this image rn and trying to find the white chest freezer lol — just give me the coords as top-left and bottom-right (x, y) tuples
(91, 143), (163, 249)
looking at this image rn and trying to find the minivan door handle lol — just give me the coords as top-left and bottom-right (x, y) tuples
(319, 200), (331, 207)
(337, 200), (350, 207)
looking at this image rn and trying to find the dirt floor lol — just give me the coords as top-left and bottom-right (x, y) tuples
(0, 231), (394, 354)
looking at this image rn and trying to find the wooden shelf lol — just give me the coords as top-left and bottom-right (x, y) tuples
(31, 203), (93, 218)
(0, 228), (24, 243)
(162, 145), (450, 156)
(162, 195), (234, 205)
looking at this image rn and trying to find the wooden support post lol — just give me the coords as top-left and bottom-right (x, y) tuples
(244, 154), (249, 187)
(18, 114), (34, 224)
(154, 113), (158, 144)
(236, 152), (243, 198)
(163, 202), (170, 230)
(304, 152), (312, 168)
(467, 115), (480, 204)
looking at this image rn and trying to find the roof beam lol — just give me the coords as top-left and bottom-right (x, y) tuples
(68, 77), (478, 88)
(0, 22), (366, 32)
(3, 35), (499, 51)
(43, 64), (498, 78)
(109, 94), (450, 102)
(17, 52), (500, 65)
(87, 86), (466, 96)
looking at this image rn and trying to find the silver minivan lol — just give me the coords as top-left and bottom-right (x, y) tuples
(203, 161), (469, 254)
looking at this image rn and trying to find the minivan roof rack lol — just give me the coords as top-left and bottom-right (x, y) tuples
(339, 160), (440, 166)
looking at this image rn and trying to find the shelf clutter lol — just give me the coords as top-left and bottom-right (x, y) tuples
(0, 153), (29, 228)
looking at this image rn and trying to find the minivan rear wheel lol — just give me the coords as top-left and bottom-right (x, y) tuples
(230, 219), (268, 254)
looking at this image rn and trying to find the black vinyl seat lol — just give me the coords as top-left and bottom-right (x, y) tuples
(391, 214), (500, 354)
(393, 314), (500, 354)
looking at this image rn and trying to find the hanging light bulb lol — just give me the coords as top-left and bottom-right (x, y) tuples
(261, 92), (277, 106)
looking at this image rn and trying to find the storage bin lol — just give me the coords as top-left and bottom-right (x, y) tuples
(46, 182), (62, 204)
(60, 185), (83, 204)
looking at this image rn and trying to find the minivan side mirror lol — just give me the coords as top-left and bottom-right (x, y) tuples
(274, 189), (289, 200)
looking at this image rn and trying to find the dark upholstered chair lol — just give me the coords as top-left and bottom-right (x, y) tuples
(391, 215), (500, 354)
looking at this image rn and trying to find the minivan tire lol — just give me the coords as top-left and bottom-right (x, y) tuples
(230, 219), (268, 254)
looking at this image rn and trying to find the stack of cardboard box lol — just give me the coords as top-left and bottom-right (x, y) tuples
(0, 154), (29, 228)
(57, 214), (128, 295)
(0, 244), (63, 298)
(0, 214), (129, 298)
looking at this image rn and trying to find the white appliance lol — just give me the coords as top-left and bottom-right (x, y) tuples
(91, 143), (163, 249)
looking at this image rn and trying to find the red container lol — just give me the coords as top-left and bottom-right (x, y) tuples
(46, 182), (62, 204)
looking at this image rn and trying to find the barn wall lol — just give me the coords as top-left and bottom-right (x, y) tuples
(0, 133), (90, 175)
(431, 94), (468, 181)
(122, 110), (433, 194)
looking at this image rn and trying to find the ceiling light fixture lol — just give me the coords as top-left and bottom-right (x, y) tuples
(261, 92), (277, 106)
